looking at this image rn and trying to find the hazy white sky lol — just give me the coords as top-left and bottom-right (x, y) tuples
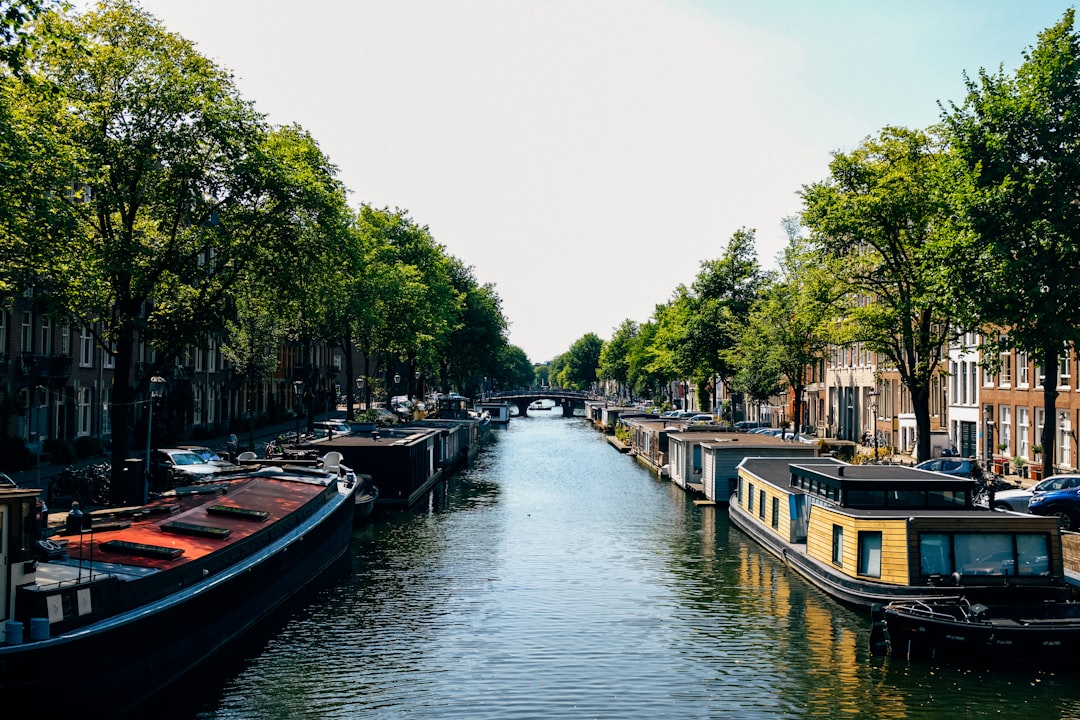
(81, 0), (1076, 362)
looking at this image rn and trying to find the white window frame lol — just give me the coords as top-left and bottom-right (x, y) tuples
(76, 387), (92, 437)
(20, 311), (32, 353)
(79, 328), (93, 368)
(1018, 407), (1030, 459)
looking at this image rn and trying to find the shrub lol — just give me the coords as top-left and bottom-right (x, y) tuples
(74, 436), (103, 458)
(0, 435), (32, 471)
(44, 437), (76, 464)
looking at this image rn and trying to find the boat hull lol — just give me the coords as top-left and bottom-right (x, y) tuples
(0, 477), (357, 715)
(877, 599), (1080, 663)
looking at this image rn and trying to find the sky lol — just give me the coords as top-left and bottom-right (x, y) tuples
(72, 0), (1078, 363)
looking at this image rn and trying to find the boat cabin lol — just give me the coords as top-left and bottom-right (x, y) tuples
(735, 458), (1066, 595)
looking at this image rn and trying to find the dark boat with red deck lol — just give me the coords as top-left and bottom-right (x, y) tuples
(0, 463), (358, 714)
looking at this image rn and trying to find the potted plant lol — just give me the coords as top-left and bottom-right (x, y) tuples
(353, 408), (379, 431)
(1031, 445), (1044, 482)
(1011, 455), (1027, 478)
(994, 443), (1009, 474)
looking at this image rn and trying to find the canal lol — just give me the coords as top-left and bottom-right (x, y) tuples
(157, 411), (1080, 719)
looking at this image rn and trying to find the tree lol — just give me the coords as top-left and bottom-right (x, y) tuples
(733, 222), (845, 435)
(552, 333), (603, 390)
(598, 319), (637, 399)
(801, 126), (954, 461)
(942, 9), (1080, 474)
(22, 1), (324, 476)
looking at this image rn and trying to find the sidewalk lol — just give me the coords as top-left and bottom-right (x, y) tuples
(7, 409), (347, 495)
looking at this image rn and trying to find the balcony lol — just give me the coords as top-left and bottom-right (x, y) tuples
(18, 354), (73, 382)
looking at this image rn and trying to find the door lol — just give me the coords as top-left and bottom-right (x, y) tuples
(960, 421), (976, 458)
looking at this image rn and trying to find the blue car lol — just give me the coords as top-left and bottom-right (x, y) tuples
(1028, 486), (1080, 531)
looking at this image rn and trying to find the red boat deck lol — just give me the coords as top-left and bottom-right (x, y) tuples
(58, 474), (327, 570)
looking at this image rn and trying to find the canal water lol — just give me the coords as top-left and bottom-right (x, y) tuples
(162, 411), (1080, 719)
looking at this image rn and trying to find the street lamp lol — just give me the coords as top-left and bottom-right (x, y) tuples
(867, 389), (880, 463)
(355, 376), (365, 411)
(146, 376), (166, 498)
(293, 380), (304, 444)
(984, 405), (995, 468)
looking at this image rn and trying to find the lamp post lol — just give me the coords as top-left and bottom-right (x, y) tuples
(867, 389), (880, 463)
(146, 376), (166, 497)
(356, 376), (365, 411)
(293, 380), (304, 444)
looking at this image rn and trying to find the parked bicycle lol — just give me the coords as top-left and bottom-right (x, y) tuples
(49, 462), (112, 508)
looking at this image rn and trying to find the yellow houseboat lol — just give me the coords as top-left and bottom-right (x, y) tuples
(728, 457), (1072, 609)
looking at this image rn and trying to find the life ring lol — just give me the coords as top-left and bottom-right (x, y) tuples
(37, 539), (63, 554)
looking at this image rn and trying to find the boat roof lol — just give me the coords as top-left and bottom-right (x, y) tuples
(739, 456), (979, 500)
(44, 468), (334, 578)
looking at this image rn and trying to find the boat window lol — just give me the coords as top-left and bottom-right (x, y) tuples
(771, 497), (779, 529)
(858, 531), (882, 577)
(737, 477), (744, 505)
(748, 483), (755, 514)
(955, 533), (1015, 575)
(919, 533), (952, 576)
(891, 489), (926, 507)
(844, 490), (887, 508)
(758, 489), (766, 519)
(1016, 534), (1051, 576)
(926, 490), (966, 508)
(832, 525), (843, 566)
(918, 532), (1053, 578)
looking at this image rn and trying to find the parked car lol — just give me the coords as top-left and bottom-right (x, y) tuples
(914, 457), (981, 479)
(312, 419), (352, 438)
(734, 421), (766, 432)
(688, 414), (717, 425)
(1028, 486), (1080, 531)
(991, 474), (1080, 512)
(177, 445), (238, 468)
(150, 448), (224, 488)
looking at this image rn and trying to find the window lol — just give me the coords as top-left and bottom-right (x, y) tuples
(79, 327), (93, 368)
(207, 337), (217, 372)
(999, 405), (1011, 453)
(100, 387), (111, 436)
(1018, 352), (1029, 386)
(193, 385), (203, 425)
(748, 483), (755, 514)
(999, 347), (1012, 386)
(832, 525), (844, 566)
(20, 311), (32, 352)
(77, 387), (92, 436)
(39, 316), (51, 355)
(858, 532), (882, 577)
(919, 532), (1050, 577)
(59, 321), (69, 356)
(1061, 351), (1072, 389)
(102, 341), (115, 369)
(771, 497), (779, 529)
(0, 312), (5, 356)
(758, 489), (766, 520)
(1019, 407), (1030, 459)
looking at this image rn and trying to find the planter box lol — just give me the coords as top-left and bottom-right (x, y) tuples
(1031, 465), (1044, 483)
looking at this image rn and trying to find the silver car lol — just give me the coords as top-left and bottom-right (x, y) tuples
(991, 474), (1080, 512)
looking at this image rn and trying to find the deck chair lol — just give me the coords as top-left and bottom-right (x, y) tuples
(320, 451), (343, 471)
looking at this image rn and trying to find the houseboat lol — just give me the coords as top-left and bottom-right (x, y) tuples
(322, 426), (444, 507)
(729, 457), (1072, 610)
(475, 400), (511, 426)
(0, 464), (358, 712)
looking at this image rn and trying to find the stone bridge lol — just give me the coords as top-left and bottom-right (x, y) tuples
(482, 389), (591, 417)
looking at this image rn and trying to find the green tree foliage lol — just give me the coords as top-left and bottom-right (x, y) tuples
(551, 333), (603, 390)
(943, 9), (1080, 472)
(802, 126), (953, 460)
(19, 1), (342, 473)
(734, 223), (844, 433)
(598, 319), (637, 397)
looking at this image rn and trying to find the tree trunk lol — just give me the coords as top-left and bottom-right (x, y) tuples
(1041, 342), (1060, 477)
(911, 381), (933, 463)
